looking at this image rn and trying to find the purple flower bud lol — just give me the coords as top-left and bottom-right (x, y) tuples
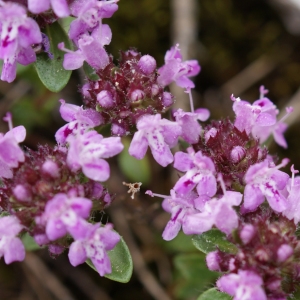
(13, 184), (31, 202)
(255, 248), (269, 262)
(151, 84), (159, 96)
(92, 182), (104, 199)
(82, 83), (91, 98)
(230, 146), (246, 163)
(138, 55), (156, 75)
(277, 244), (293, 262)
(206, 251), (221, 271)
(130, 89), (145, 102)
(162, 92), (174, 107)
(48, 244), (64, 255)
(111, 123), (127, 136)
(205, 127), (217, 143)
(240, 224), (255, 244)
(97, 90), (114, 108)
(42, 160), (60, 178)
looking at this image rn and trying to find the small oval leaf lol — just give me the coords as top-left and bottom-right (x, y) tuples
(86, 235), (133, 283)
(192, 229), (238, 254)
(197, 288), (232, 300)
(34, 22), (72, 92)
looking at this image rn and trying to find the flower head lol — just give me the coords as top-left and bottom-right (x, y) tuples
(129, 114), (181, 167)
(66, 130), (124, 181)
(68, 222), (120, 276)
(217, 270), (267, 300)
(243, 158), (289, 213)
(0, 1), (42, 82)
(157, 44), (200, 89)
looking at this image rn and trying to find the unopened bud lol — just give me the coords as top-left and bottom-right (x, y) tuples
(97, 90), (114, 108)
(13, 184), (31, 202)
(162, 92), (174, 107)
(42, 160), (60, 178)
(240, 224), (255, 244)
(230, 146), (246, 163)
(138, 55), (156, 75)
(130, 89), (145, 102)
(206, 251), (221, 271)
(277, 244), (293, 262)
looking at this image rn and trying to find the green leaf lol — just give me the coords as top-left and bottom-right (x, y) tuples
(83, 62), (100, 81)
(34, 22), (72, 92)
(174, 253), (219, 300)
(22, 233), (43, 251)
(118, 137), (151, 185)
(86, 235), (133, 283)
(197, 288), (232, 300)
(192, 229), (238, 254)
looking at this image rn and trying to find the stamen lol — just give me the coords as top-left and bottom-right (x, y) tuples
(259, 85), (269, 99)
(58, 42), (74, 54)
(145, 190), (169, 199)
(217, 173), (227, 195)
(278, 106), (293, 124)
(185, 88), (194, 113)
(291, 165), (299, 187)
(3, 112), (13, 131)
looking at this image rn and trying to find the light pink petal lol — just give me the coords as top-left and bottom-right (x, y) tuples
(243, 184), (265, 211)
(4, 237), (25, 264)
(5, 126), (26, 143)
(175, 76), (195, 89)
(63, 51), (85, 70)
(196, 174), (217, 198)
(215, 203), (239, 234)
(51, 0), (70, 17)
(19, 18), (42, 47)
(46, 219), (67, 241)
(100, 228), (120, 251)
(82, 158), (110, 182)
(17, 47), (36, 65)
(182, 212), (214, 235)
(68, 241), (86, 266)
(92, 252), (111, 276)
(1, 61), (17, 83)
(255, 112), (276, 126)
(70, 198), (92, 219)
(28, 0), (50, 14)
(129, 131), (148, 160)
(174, 151), (194, 172)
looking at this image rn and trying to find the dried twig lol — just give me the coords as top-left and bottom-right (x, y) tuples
(109, 204), (172, 300)
(23, 252), (75, 300)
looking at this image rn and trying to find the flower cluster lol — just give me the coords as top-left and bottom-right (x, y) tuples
(0, 109), (122, 276)
(146, 82), (297, 299)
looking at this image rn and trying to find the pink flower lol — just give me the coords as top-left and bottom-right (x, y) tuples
(0, 2), (42, 82)
(129, 114), (181, 167)
(157, 44), (200, 89)
(0, 216), (25, 264)
(243, 158), (289, 213)
(217, 270), (267, 300)
(66, 130), (124, 182)
(28, 0), (70, 17)
(68, 222), (120, 276)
